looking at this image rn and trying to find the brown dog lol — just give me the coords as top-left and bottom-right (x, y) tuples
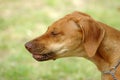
(25, 11), (120, 80)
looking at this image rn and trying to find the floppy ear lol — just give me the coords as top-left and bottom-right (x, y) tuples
(77, 18), (105, 57)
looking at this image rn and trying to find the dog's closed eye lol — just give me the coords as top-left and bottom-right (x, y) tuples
(50, 30), (64, 37)
(51, 31), (59, 36)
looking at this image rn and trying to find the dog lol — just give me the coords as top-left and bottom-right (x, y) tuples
(25, 11), (120, 80)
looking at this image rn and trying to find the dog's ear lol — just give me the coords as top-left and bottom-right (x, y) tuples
(77, 17), (105, 57)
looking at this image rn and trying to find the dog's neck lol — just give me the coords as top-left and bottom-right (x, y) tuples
(85, 29), (120, 80)
(86, 48), (120, 80)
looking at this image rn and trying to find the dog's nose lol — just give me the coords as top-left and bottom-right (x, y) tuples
(25, 42), (32, 51)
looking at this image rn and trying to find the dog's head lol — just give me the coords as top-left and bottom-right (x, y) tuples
(25, 11), (105, 61)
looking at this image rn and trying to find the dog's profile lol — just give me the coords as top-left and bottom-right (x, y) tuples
(25, 11), (120, 80)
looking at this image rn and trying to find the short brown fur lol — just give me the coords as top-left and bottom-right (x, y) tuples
(25, 11), (120, 80)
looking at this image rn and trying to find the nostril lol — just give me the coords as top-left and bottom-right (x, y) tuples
(25, 42), (32, 50)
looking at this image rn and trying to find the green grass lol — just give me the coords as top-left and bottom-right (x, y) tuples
(0, 0), (120, 80)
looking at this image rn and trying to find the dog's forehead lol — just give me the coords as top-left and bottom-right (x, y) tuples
(49, 18), (79, 32)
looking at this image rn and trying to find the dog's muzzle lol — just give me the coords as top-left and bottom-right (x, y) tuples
(25, 42), (56, 61)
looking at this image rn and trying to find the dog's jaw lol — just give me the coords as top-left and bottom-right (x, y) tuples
(32, 52), (56, 61)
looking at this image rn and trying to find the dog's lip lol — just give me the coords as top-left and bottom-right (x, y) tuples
(32, 52), (56, 61)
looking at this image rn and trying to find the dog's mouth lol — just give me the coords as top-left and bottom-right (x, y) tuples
(32, 52), (56, 61)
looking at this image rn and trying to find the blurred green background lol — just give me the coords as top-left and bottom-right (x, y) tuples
(0, 0), (120, 80)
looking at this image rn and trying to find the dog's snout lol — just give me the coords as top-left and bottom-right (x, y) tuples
(25, 41), (46, 54)
(25, 42), (32, 50)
